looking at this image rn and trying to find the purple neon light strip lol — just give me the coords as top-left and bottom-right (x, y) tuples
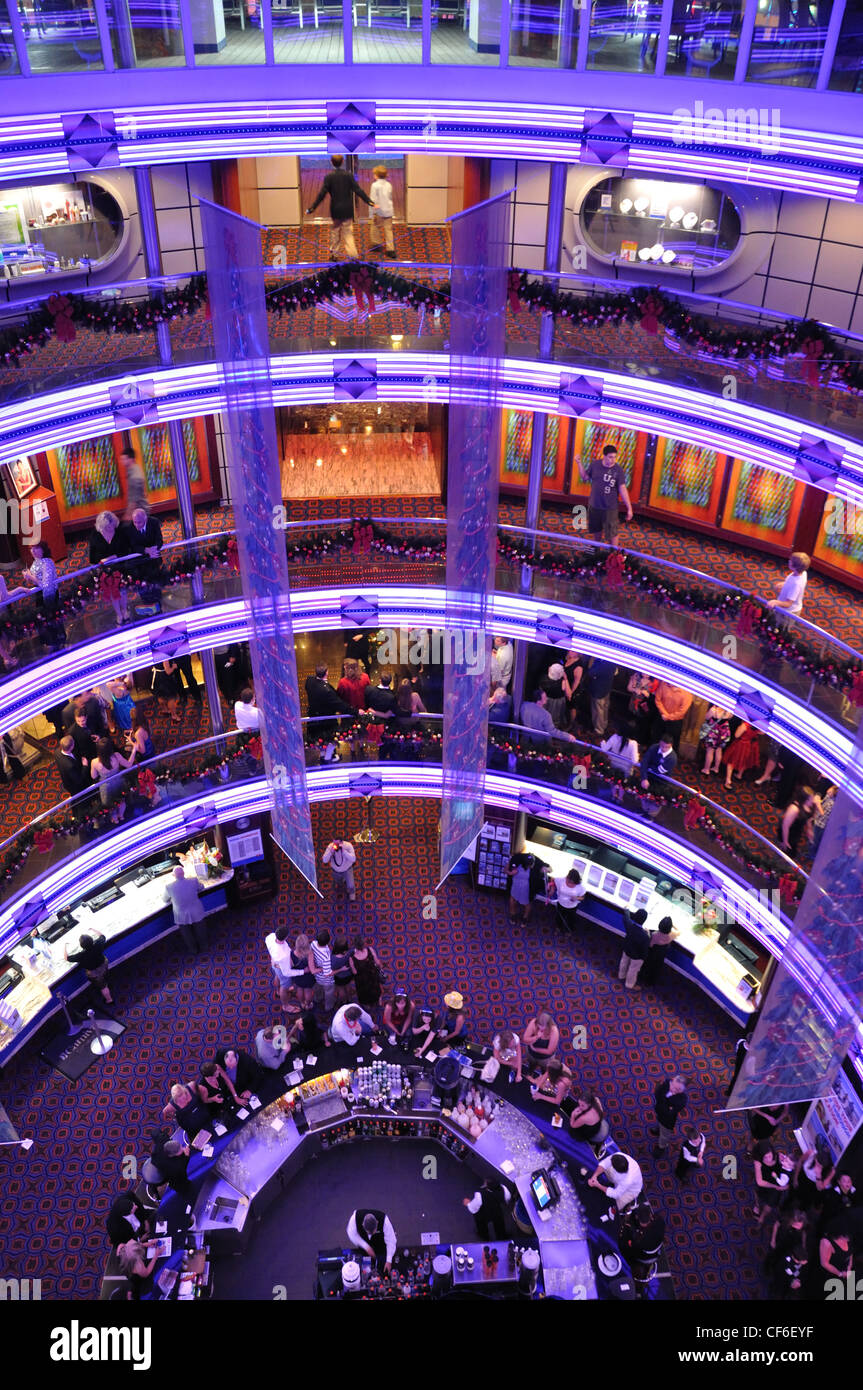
(1, 766), (860, 1072)
(0, 587), (854, 792)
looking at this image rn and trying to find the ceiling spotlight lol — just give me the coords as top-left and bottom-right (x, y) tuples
(340, 445), (348, 454)
(390, 333), (403, 343)
(329, 338), (337, 346)
(315, 457), (323, 467)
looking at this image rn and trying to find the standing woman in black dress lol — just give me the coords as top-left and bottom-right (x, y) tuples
(351, 937), (383, 1016)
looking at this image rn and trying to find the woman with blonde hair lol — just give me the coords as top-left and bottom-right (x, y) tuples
(116, 1239), (158, 1300)
(291, 932), (316, 1009)
(89, 510), (129, 623)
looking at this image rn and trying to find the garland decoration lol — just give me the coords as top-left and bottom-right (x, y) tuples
(0, 715), (805, 903)
(2, 518), (861, 705)
(3, 263), (862, 395)
(0, 274), (208, 369)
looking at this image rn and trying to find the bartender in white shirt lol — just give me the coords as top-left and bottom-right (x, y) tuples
(347, 1208), (397, 1272)
(552, 867), (586, 931)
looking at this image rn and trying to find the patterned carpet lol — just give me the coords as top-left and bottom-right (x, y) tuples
(0, 798), (775, 1301)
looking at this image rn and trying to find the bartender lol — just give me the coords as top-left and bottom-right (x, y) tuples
(347, 1209), (397, 1273)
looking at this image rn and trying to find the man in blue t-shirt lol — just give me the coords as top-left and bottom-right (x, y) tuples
(576, 444), (633, 545)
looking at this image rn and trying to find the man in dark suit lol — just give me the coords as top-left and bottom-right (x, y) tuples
(122, 507), (163, 598)
(55, 735), (91, 798)
(364, 673), (397, 718)
(69, 708), (99, 767)
(305, 664), (354, 741)
(651, 1075), (688, 1158)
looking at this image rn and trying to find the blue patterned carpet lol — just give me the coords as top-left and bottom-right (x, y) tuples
(0, 798), (774, 1301)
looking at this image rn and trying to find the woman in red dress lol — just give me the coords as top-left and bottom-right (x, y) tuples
(723, 722), (762, 789)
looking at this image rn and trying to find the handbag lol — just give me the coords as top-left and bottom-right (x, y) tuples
(481, 1057), (500, 1083)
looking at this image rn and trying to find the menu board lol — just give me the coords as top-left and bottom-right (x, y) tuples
(720, 458), (803, 546)
(649, 436), (725, 523)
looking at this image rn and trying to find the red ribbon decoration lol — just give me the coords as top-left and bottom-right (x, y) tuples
(639, 293), (663, 337)
(352, 522), (373, 555)
(349, 267), (375, 315)
(46, 293), (76, 344)
(100, 570), (123, 603)
(849, 669), (863, 708)
(684, 802), (705, 831)
(778, 873), (800, 905)
(226, 537), (240, 574)
(138, 768), (157, 800)
(34, 828), (54, 854)
(605, 550), (626, 589)
(736, 600), (761, 640)
(801, 336), (825, 389)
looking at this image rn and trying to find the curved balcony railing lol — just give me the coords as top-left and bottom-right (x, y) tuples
(1, 518), (861, 741)
(3, 264), (863, 444)
(0, 717), (807, 919)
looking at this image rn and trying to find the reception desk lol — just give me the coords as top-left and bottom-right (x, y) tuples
(0, 858), (233, 1066)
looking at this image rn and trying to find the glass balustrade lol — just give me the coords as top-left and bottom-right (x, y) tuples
(4, 264), (863, 444)
(1, 516), (860, 745)
(351, 0), (422, 62)
(747, 0), (829, 88)
(11, 0), (103, 73)
(0, 714), (809, 921)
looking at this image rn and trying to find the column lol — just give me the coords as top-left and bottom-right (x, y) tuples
(510, 162), (567, 719)
(134, 167), (224, 735)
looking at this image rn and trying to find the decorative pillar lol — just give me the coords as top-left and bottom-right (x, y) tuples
(511, 162), (568, 718)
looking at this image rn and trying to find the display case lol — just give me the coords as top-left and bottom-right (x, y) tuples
(0, 181), (124, 282)
(581, 176), (741, 272)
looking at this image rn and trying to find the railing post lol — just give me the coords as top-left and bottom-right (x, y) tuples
(816, 0), (846, 92)
(511, 162), (567, 716)
(733, 0), (758, 86)
(134, 167), (224, 737)
(261, 0), (275, 64)
(5, 0), (32, 76)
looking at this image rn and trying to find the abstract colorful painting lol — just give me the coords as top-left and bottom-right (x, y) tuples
(656, 438), (717, 509)
(730, 460), (796, 531)
(502, 410), (559, 477)
(140, 420), (201, 492)
(580, 421), (638, 487)
(52, 437), (120, 511)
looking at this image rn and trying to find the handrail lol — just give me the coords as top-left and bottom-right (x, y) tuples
(0, 714), (807, 909)
(2, 516), (857, 673)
